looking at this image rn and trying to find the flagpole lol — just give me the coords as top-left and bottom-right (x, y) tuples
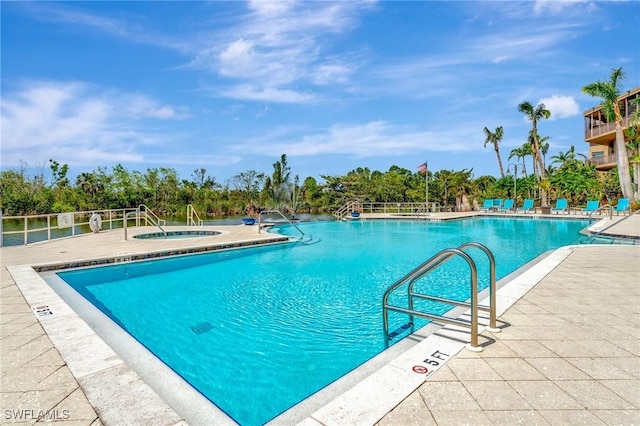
(425, 160), (428, 212)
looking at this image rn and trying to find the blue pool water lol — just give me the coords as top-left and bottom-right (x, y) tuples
(58, 217), (589, 425)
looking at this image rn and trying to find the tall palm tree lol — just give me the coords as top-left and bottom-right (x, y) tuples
(519, 103), (550, 179)
(483, 126), (505, 177)
(582, 67), (635, 202)
(519, 101), (551, 206)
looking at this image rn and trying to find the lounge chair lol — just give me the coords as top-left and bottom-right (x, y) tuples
(581, 200), (599, 215)
(516, 199), (534, 213)
(492, 199), (503, 211)
(551, 198), (569, 214)
(498, 199), (515, 213)
(479, 199), (493, 212)
(613, 198), (630, 215)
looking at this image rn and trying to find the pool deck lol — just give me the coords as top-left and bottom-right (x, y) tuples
(1, 214), (639, 425)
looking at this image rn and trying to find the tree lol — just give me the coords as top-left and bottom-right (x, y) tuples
(582, 67), (635, 202)
(550, 146), (586, 168)
(483, 126), (505, 178)
(271, 154), (291, 207)
(75, 171), (104, 209)
(518, 101), (551, 206)
(49, 159), (69, 188)
(450, 169), (474, 211)
(508, 145), (528, 177)
(192, 168), (208, 188)
(434, 169), (455, 207)
(539, 136), (550, 170)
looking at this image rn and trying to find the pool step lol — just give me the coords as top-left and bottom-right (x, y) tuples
(387, 322), (413, 340)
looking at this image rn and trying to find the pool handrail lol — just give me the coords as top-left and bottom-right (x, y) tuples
(588, 204), (613, 222)
(186, 204), (204, 226)
(382, 242), (499, 351)
(257, 209), (305, 239)
(138, 204), (166, 227)
(589, 206), (638, 239)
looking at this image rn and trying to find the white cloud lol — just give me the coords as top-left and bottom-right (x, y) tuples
(219, 39), (254, 66)
(219, 85), (316, 103)
(235, 121), (475, 158)
(538, 95), (580, 119)
(192, 1), (373, 102)
(248, 0), (296, 16)
(313, 63), (354, 85)
(533, 0), (589, 16)
(122, 95), (191, 119)
(0, 81), (188, 168)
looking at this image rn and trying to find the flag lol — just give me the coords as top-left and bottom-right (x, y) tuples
(417, 162), (427, 174)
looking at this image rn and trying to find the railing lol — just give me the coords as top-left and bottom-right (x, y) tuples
(589, 206), (638, 239)
(334, 201), (438, 220)
(186, 204), (204, 226)
(258, 209), (305, 239)
(0, 208), (138, 247)
(588, 204), (613, 222)
(382, 242), (499, 351)
(124, 207), (167, 240)
(586, 153), (618, 167)
(584, 116), (632, 140)
(138, 204), (166, 227)
(333, 201), (361, 220)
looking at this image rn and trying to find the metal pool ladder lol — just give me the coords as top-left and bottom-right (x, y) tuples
(382, 242), (500, 352)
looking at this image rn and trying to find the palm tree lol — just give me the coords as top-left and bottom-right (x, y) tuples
(483, 126), (505, 177)
(508, 146), (528, 177)
(582, 67), (635, 202)
(539, 135), (550, 170)
(519, 104), (550, 178)
(450, 169), (474, 211)
(518, 101), (551, 206)
(550, 146), (587, 168)
(521, 142), (533, 176)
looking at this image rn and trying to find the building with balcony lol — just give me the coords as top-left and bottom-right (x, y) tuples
(583, 86), (639, 171)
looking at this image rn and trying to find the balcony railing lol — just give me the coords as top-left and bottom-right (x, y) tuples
(584, 116), (631, 140)
(588, 153), (617, 167)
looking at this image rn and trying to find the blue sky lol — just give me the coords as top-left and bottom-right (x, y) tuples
(2, 0), (639, 185)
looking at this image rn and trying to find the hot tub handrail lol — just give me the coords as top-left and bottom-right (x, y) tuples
(124, 210), (167, 240)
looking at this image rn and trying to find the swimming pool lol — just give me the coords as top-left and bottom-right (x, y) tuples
(56, 217), (589, 425)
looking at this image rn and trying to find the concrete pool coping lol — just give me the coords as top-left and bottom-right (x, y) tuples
(2, 215), (639, 425)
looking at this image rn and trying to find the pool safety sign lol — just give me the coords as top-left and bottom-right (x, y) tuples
(32, 305), (53, 318)
(412, 349), (451, 378)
